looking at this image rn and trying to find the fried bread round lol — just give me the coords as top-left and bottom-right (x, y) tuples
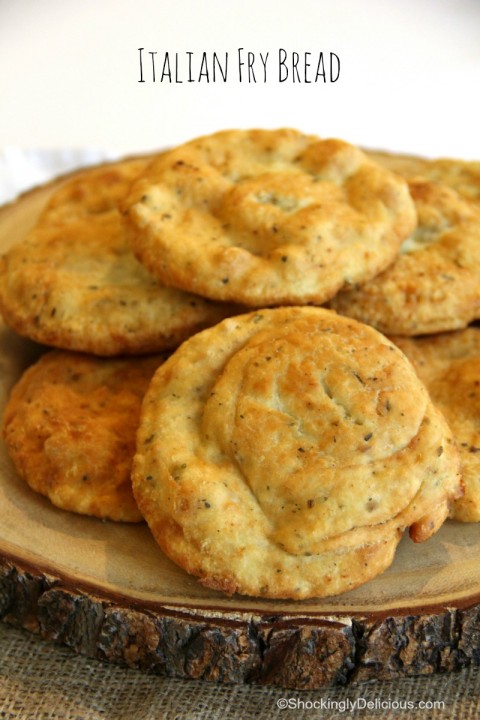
(132, 307), (461, 599)
(123, 129), (416, 307)
(367, 149), (480, 207)
(330, 179), (480, 335)
(393, 328), (480, 522)
(0, 158), (238, 356)
(40, 157), (153, 223)
(2, 350), (167, 522)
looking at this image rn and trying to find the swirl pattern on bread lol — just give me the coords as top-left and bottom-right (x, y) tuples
(132, 307), (462, 599)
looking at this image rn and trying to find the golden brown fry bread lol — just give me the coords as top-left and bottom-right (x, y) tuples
(40, 157), (153, 222)
(132, 307), (461, 600)
(330, 179), (480, 335)
(393, 328), (480, 522)
(123, 129), (416, 306)
(0, 159), (238, 356)
(366, 149), (480, 207)
(2, 350), (167, 522)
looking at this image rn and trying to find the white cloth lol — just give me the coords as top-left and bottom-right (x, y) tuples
(0, 147), (125, 205)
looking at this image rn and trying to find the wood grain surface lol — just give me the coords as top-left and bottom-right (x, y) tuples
(1, 167), (480, 689)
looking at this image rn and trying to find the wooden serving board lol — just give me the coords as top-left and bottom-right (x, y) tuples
(1, 168), (480, 690)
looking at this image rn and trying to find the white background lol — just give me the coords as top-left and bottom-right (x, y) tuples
(0, 0), (479, 159)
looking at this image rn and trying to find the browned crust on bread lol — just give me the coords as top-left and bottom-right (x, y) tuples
(366, 149), (480, 207)
(330, 179), (480, 335)
(2, 350), (167, 522)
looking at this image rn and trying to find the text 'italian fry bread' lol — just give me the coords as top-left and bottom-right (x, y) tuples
(123, 129), (417, 306)
(330, 179), (480, 335)
(3, 350), (167, 522)
(0, 158), (238, 356)
(366, 149), (480, 208)
(132, 307), (461, 600)
(393, 329), (480, 523)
